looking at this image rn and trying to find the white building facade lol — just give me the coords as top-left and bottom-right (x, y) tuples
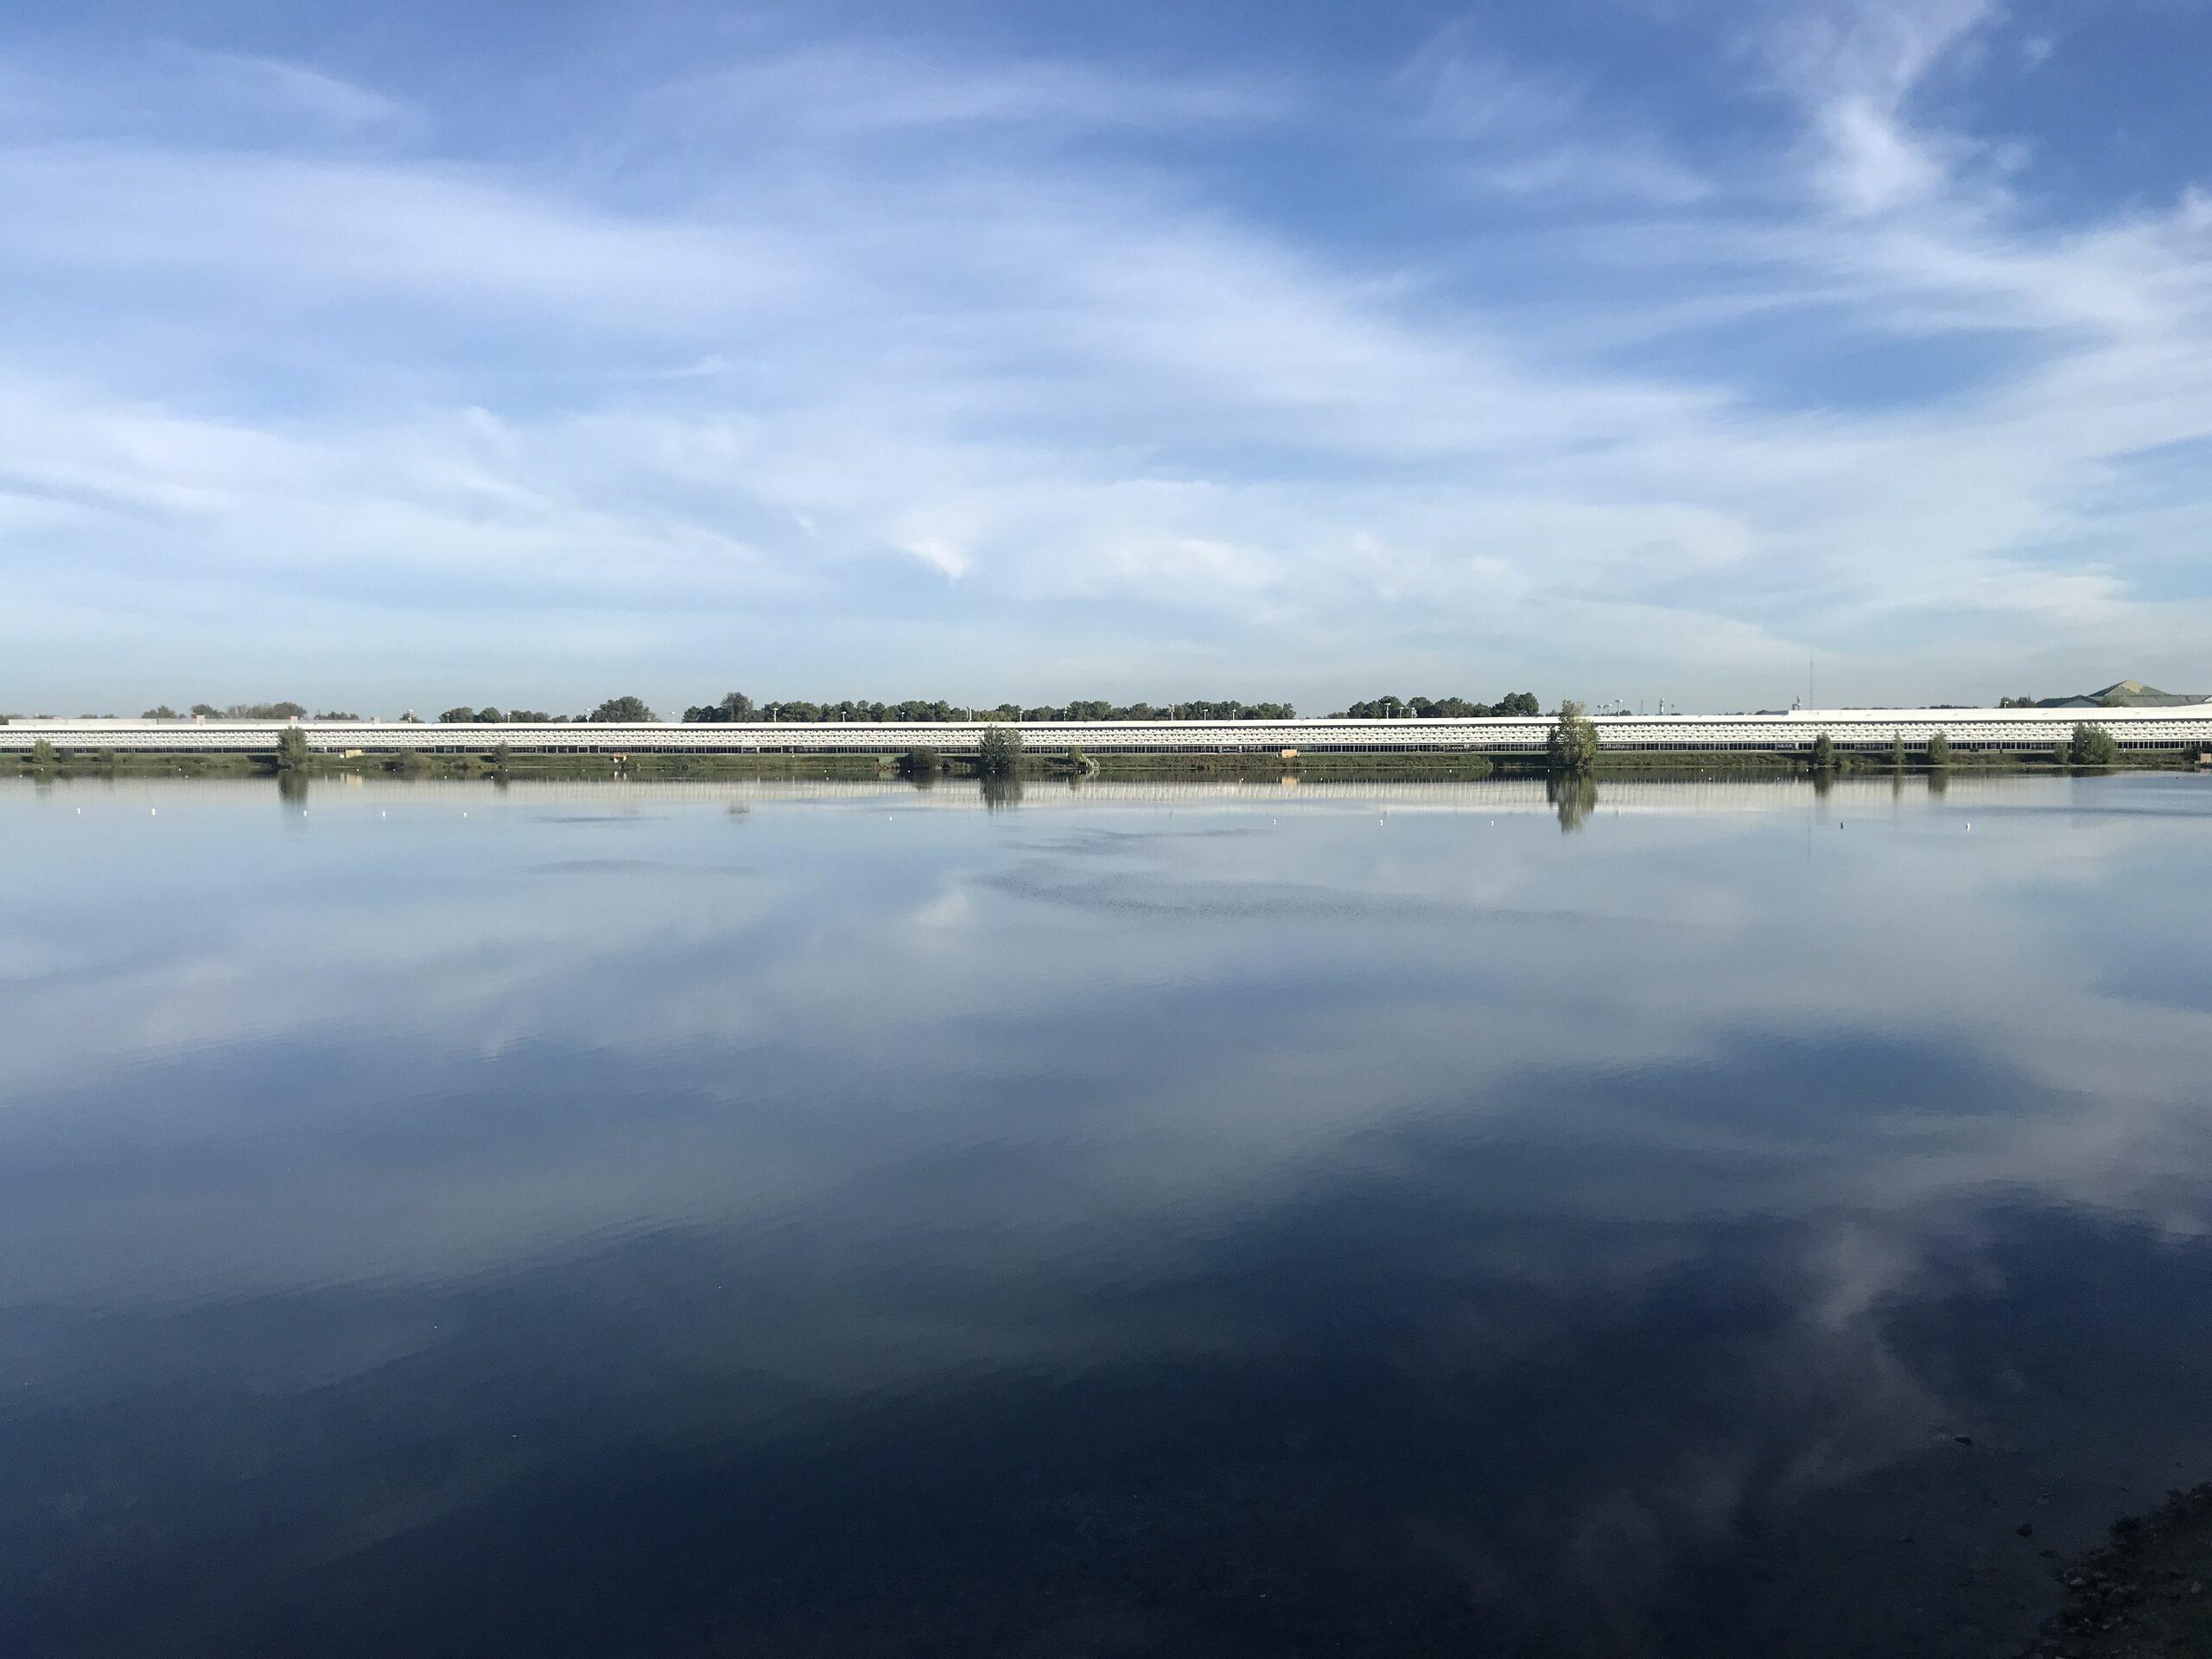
(6, 707), (2210, 755)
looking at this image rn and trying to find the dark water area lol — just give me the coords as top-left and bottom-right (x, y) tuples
(3, 772), (2210, 1658)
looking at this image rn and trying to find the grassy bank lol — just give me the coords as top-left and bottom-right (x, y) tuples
(4, 748), (886, 781)
(1089, 751), (1499, 781)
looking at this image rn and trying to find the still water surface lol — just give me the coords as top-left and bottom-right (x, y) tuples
(3, 772), (2211, 1657)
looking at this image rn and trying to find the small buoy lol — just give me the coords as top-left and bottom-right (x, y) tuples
(149, 808), (156, 817)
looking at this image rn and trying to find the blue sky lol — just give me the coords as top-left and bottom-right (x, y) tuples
(3, 0), (2209, 715)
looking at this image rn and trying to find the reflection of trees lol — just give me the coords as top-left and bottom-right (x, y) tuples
(277, 771), (309, 810)
(1926, 769), (1949, 798)
(981, 774), (1025, 811)
(1547, 773), (1598, 834)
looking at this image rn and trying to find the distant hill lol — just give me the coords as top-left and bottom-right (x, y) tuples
(2034, 678), (2211, 709)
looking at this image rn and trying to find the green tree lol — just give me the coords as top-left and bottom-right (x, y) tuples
(143, 704), (178, 718)
(476, 707), (504, 723)
(1546, 700), (1599, 773)
(2068, 722), (2120, 766)
(1891, 733), (1906, 769)
(1927, 730), (1952, 766)
(977, 724), (1023, 778)
(490, 741), (512, 772)
(276, 727), (310, 770)
(439, 707), (477, 724)
(1810, 731), (1836, 770)
(30, 738), (56, 766)
(189, 703), (219, 717)
(899, 746), (942, 778)
(589, 696), (655, 722)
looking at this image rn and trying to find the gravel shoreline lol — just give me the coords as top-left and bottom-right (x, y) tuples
(2024, 1484), (2212, 1656)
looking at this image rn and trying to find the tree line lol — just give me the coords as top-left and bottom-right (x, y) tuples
(1332, 692), (1541, 718)
(142, 702), (331, 719)
(681, 693), (1299, 723)
(120, 693), (1555, 726)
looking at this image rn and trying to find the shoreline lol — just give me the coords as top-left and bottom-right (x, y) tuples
(2025, 1485), (2212, 1656)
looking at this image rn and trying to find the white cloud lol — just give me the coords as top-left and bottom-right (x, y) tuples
(0, 3), (2208, 709)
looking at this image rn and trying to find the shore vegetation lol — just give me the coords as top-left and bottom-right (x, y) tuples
(1547, 701), (1600, 773)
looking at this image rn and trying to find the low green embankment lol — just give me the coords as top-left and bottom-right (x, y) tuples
(1090, 751), (1498, 780)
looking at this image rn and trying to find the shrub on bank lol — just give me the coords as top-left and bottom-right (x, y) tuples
(977, 725), (1023, 778)
(2068, 723), (2120, 766)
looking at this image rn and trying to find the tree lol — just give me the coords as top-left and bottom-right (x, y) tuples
(589, 696), (655, 723)
(439, 707), (478, 724)
(1927, 730), (1952, 766)
(1891, 733), (1906, 768)
(276, 727), (310, 770)
(977, 724), (1023, 778)
(476, 707), (504, 724)
(491, 741), (512, 772)
(899, 746), (942, 778)
(1497, 691), (1541, 717)
(1810, 731), (1836, 770)
(2069, 722), (2120, 766)
(189, 703), (219, 717)
(1546, 700), (1599, 773)
(143, 704), (178, 719)
(30, 738), (56, 766)
(683, 692), (755, 722)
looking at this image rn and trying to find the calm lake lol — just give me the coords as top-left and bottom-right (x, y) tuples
(3, 772), (2210, 1657)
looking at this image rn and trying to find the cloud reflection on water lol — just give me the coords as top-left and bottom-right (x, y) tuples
(2, 774), (2209, 1657)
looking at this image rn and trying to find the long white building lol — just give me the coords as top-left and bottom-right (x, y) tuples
(6, 706), (2210, 754)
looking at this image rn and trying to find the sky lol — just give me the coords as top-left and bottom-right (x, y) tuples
(2, 0), (2209, 716)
